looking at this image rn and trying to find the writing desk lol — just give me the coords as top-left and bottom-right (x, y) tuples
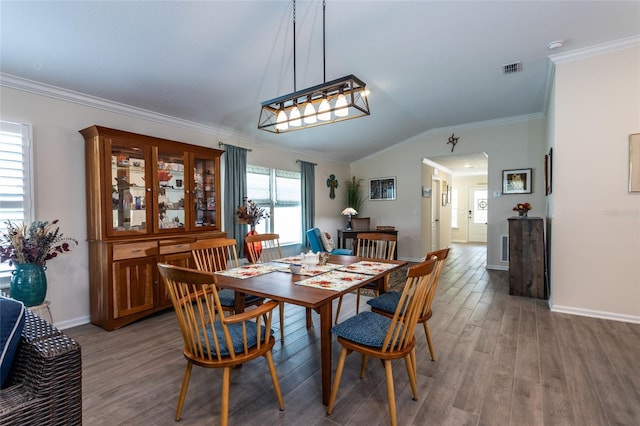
(336, 229), (399, 259)
(214, 254), (407, 406)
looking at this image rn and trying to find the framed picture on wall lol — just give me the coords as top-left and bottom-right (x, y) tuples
(369, 177), (396, 200)
(502, 168), (532, 194)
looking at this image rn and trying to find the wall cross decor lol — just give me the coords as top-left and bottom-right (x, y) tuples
(447, 133), (459, 152)
(327, 174), (339, 199)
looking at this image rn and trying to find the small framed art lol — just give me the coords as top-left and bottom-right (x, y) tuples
(502, 168), (532, 194)
(369, 177), (396, 201)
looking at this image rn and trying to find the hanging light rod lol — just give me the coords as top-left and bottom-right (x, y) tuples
(258, 0), (370, 134)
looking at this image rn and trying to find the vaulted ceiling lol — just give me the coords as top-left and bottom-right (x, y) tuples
(1, 1), (639, 166)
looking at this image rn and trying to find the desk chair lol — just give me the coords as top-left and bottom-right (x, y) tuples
(191, 238), (264, 315)
(334, 232), (397, 324)
(327, 258), (437, 426)
(244, 233), (286, 341)
(368, 248), (450, 361)
(157, 263), (284, 426)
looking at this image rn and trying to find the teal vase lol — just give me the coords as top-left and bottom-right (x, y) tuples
(10, 263), (47, 307)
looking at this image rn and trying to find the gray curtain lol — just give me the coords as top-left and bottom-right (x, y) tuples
(299, 161), (315, 248)
(223, 145), (248, 256)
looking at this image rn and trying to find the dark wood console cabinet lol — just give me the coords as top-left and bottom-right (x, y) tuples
(508, 217), (547, 299)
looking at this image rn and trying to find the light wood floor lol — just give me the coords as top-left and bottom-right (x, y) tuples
(68, 243), (640, 425)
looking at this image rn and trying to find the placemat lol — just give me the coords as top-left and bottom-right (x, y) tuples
(337, 261), (397, 275)
(295, 270), (371, 292)
(214, 264), (279, 279)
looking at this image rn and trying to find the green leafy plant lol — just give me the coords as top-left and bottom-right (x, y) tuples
(346, 176), (364, 215)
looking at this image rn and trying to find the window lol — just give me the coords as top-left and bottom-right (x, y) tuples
(247, 165), (301, 245)
(0, 121), (33, 291)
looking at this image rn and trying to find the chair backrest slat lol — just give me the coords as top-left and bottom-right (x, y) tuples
(245, 233), (282, 263)
(420, 248), (450, 317)
(191, 238), (239, 273)
(355, 233), (397, 261)
(381, 257), (437, 352)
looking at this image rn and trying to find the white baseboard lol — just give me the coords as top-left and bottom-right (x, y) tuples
(55, 315), (91, 330)
(550, 304), (640, 325)
(486, 264), (508, 271)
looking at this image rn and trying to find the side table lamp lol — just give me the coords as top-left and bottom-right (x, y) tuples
(341, 207), (358, 230)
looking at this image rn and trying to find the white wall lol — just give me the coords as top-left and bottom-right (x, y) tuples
(351, 117), (546, 268)
(550, 44), (640, 320)
(0, 86), (348, 328)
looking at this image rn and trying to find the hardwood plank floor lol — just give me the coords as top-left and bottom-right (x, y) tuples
(67, 243), (640, 425)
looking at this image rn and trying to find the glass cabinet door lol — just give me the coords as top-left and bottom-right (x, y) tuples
(107, 140), (152, 236)
(156, 148), (186, 231)
(191, 154), (219, 229)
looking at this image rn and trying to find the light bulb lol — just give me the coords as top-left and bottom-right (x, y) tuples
(334, 94), (348, 117)
(317, 98), (331, 121)
(276, 110), (288, 131)
(289, 106), (301, 127)
(303, 102), (317, 124)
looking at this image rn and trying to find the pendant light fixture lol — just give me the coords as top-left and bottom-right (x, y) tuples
(258, 0), (370, 133)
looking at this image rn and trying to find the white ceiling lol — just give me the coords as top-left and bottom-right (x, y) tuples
(1, 1), (639, 166)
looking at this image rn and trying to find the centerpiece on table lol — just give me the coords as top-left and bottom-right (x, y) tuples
(236, 198), (270, 262)
(0, 220), (77, 306)
(512, 202), (532, 217)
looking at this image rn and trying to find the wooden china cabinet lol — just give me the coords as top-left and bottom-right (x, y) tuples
(82, 125), (225, 330)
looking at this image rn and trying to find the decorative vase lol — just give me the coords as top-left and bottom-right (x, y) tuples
(244, 225), (262, 263)
(10, 263), (47, 307)
(518, 211), (528, 217)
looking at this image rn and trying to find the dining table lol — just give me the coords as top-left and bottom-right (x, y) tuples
(213, 254), (407, 406)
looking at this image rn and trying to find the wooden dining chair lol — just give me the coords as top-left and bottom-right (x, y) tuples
(157, 263), (284, 426)
(244, 233), (286, 341)
(191, 238), (264, 315)
(327, 258), (437, 426)
(367, 247), (450, 361)
(334, 232), (397, 324)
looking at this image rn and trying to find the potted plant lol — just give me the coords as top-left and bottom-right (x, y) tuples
(0, 220), (77, 306)
(345, 176), (364, 215)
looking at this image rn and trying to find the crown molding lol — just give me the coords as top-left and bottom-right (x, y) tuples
(0, 72), (257, 144)
(549, 35), (640, 64)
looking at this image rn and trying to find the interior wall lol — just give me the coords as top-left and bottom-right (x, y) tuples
(351, 117), (546, 268)
(551, 44), (640, 320)
(0, 86), (349, 328)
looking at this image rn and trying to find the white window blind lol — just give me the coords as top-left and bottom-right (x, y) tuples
(0, 121), (33, 290)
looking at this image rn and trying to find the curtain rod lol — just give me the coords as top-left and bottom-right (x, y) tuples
(218, 141), (253, 152)
(296, 159), (318, 165)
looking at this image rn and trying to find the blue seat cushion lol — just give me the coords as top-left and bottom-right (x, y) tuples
(331, 311), (402, 348)
(331, 248), (353, 255)
(201, 320), (273, 357)
(367, 290), (402, 314)
(0, 296), (26, 388)
(217, 289), (263, 308)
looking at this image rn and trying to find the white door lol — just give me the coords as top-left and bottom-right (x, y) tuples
(467, 186), (487, 243)
(431, 178), (440, 251)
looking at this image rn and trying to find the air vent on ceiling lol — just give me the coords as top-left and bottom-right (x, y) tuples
(502, 62), (523, 74)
